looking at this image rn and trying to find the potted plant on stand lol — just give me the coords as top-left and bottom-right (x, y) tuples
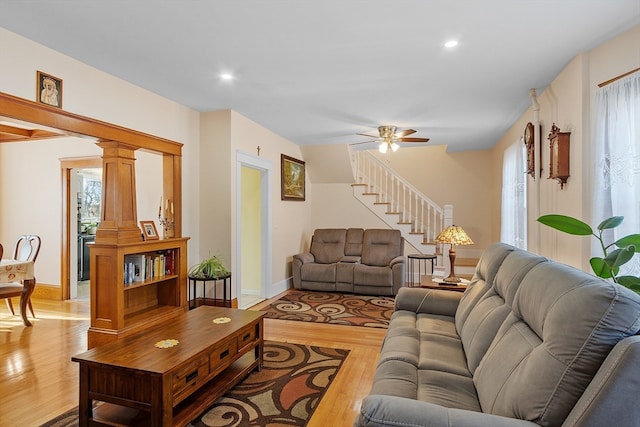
(538, 214), (640, 293)
(188, 256), (230, 279)
(187, 256), (231, 309)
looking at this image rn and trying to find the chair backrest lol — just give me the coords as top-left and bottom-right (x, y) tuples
(13, 235), (41, 262)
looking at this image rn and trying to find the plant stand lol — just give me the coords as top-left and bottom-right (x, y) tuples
(188, 273), (232, 309)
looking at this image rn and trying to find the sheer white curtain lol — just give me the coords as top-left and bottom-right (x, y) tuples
(593, 70), (640, 276)
(501, 139), (527, 249)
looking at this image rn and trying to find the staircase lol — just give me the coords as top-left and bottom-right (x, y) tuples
(350, 150), (450, 255)
(349, 150), (477, 281)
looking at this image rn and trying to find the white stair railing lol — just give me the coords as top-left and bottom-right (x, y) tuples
(350, 150), (447, 246)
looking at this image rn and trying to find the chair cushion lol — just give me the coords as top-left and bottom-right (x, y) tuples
(0, 282), (24, 296)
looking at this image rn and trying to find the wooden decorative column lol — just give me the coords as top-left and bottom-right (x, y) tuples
(95, 140), (143, 244)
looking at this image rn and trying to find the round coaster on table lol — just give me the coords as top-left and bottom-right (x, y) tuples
(213, 317), (231, 324)
(155, 339), (179, 348)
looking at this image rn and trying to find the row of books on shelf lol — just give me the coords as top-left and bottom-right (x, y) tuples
(124, 249), (176, 285)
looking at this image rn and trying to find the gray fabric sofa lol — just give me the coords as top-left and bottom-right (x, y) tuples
(292, 228), (404, 296)
(356, 242), (640, 427)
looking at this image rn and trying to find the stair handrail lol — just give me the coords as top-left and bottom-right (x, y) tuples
(350, 150), (446, 243)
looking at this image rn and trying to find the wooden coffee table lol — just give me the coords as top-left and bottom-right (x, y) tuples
(72, 306), (265, 426)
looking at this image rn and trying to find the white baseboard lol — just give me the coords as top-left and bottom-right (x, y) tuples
(268, 277), (291, 298)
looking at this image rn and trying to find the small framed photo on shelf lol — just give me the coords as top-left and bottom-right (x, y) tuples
(36, 71), (63, 108)
(281, 154), (306, 201)
(140, 220), (159, 240)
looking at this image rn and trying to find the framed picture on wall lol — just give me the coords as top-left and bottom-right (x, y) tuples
(281, 154), (305, 201)
(36, 71), (63, 108)
(140, 220), (159, 240)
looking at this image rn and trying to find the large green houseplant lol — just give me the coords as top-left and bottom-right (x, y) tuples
(537, 214), (640, 292)
(188, 256), (230, 279)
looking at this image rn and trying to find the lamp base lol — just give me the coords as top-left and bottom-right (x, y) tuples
(443, 247), (461, 284)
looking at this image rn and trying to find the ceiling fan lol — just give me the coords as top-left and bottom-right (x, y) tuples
(351, 125), (430, 153)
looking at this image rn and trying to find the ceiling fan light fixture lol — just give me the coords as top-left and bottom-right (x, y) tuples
(379, 142), (388, 153)
(390, 142), (400, 152)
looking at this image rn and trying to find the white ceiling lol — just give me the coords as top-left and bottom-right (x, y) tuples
(1, 1), (639, 151)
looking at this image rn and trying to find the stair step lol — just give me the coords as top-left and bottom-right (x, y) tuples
(373, 202), (390, 205)
(362, 192), (378, 196)
(351, 183), (367, 187)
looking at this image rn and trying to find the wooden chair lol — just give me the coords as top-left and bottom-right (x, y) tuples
(3, 235), (41, 318)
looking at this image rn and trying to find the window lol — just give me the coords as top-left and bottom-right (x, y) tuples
(501, 139), (527, 249)
(593, 70), (640, 276)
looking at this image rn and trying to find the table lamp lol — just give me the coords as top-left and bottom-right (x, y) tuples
(435, 225), (474, 283)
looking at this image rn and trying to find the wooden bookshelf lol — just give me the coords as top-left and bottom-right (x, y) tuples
(88, 238), (189, 348)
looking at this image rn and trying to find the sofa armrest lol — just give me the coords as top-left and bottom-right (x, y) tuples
(293, 252), (315, 264)
(355, 395), (540, 427)
(292, 252), (315, 289)
(562, 335), (640, 427)
(389, 255), (404, 267)
(394, 287), (463, 316)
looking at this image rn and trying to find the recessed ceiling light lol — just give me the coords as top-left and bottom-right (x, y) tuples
(220, 73), (234, 81)
(444, 40), (459, 48)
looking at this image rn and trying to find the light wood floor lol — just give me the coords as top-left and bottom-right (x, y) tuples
(0, 292), (386, 426)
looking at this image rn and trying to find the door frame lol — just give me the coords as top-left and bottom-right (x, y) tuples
(235, 151), (272, 307)
(60, 156), (102, 300)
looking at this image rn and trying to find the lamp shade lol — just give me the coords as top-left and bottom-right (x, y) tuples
(435, 225), (474, 246)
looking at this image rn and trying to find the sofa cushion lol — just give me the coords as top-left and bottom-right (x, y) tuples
(361, 229), (402, 267)
(418, 334), (470, 378)
(354, 264), (393, 287)
(474, 261), (640, 426)
(417, 370), (481, 411)
(345, 228), (364, 256)
(458, 249), (546, 374)
(455, 243), (515, 328)
(309, 228), (346, 264)
(300, 262), (336, 283)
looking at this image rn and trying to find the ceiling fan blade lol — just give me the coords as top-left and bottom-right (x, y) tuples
(357, 132), (380, 138)
(398, 137), (430, 143)
(394, 129), (417, 138)
(349, 140), (376, 146)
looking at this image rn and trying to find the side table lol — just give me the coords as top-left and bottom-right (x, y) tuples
(421, 277), (470, 292)
(188, 273), (232, 309)
(407, 254), (437, 287)
(421, 282), (467, 292)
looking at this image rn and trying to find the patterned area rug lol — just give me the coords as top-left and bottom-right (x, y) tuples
(40, 341), (349, 427)
(260, 290), (395, 328)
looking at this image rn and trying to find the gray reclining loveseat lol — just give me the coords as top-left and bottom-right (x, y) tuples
(356, 242), (640, 427)
(292, 228), (404, 296)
